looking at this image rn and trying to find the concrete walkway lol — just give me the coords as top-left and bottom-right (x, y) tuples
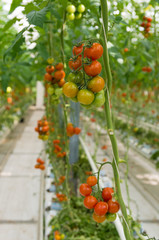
(0, 109), (44, 240)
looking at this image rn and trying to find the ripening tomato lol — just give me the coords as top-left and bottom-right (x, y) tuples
(37, 158), (45, 164)
(42, 126), (49, 132)
(74, 127), (81, 135)
(54, 70), (65, 80)
(107, 199), (120, 213)
(84, 196), (98, 209)
(84, 60), (102, 76)
(124, 48), (129, 52)
(79, 183), (92, 196)
(58, 78), (65, 87)
(147, 17), (152, 22)
(62, 82), (78, 98)
(66, 123), (75, 137)
(77, 89), (95, 105)
(87, 76), (105, 93)
(73, 44), (84, 56)
(94, 202), (108, 216)
(93, 212), (106, 223)
(84, 43), (103, 60)
(46, 65), (55, 73)
(140, 22), (145, 27)
(146, 22), (151, 28)
(69, 56), (82, 70)
(55, 63), (64, 70)
(145, 27), (150, 32)
(44, 73), (52, 81)
(102, 187), (114, 202)
(146, 67), (152, 72)
(86, 176), (97, 186)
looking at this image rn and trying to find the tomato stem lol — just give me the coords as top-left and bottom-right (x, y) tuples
(100, 0), (133, 239)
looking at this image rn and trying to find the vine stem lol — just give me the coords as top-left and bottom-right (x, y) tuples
(100, 0), (133, 239)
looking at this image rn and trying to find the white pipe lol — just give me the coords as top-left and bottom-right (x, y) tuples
(79, 137), (126, 240)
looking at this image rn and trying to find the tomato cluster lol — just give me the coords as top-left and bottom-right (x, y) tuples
(54, 176), (66, 186)
(34, 158), (45, 170)
(54, 230), (65, 240)
(66, 122), (81, 137)
(63, 42), (105, 108)
(56, 193), (67, 202)
(66, 4), (85, 21)
(44, 62), (65, 104)
(79, 176), (120, 223)
(53, 139), (66, 158)
(34, 116), (51, 140)
(142, 66), (152, 73)
(140, 16), (152, 38)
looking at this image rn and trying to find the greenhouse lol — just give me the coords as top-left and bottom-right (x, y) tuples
(0, 0), (159, 239)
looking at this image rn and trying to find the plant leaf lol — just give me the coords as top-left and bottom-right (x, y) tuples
(9, 0), (23, 13)
(3, 27), (27, 61)
(3, 17), (18, 31)
(26, 7), (48, 28)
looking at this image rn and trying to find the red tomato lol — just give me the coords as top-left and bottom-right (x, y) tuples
(46, 65), (55, 74)
(84, 60), (102, 76)
(44, 73), (52, 81)
(84, 196), (98, 209)
(73, 44), (84, 56)
(124, 48), (129, 52)
(54, 70), (65, 80)
(140, 22), (145, 27)
(84, 43), (103, 60)
(147, 17), (152, 22)
(102, 187), (114, 201)
(108, 199), (120, 213)
(94, 202), (108, 216)
(74, 127), (81, 135)
(146, 22), (151, 28)
(79, 183), (92, 196)
(69, 56), (82, 70)
(86, 176), (97, 186)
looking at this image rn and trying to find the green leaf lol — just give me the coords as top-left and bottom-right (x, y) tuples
(114, 16), (122, 24)
(1, 74), (10, 92)
(3, 27), (27, 61)
(22, 3), (39, 14)
(26, 7), (48, 28)
(9, 0), (23, 13)
(3, 17), (18, 31)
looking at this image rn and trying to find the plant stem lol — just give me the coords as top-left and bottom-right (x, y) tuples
(100, 0), (133, 239)
(100, 0), (112, 93)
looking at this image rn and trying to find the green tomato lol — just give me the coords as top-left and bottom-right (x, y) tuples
(55, 88), (62, 96)
(80, 103), (93, 109)
(70, 97), (78, 102)
(77, 4), (85, 13)
(106, 213), (117, 222)
(91, 90), (105, 107)
(66, 13), (75, 21)
(75, 12), (82, 19)
(67, 72), (76, 82)
(47, 86), (54, 95)
(66, 5), (76, 13)
(67, 72), (83, 84)
(51, 95), (58, 101)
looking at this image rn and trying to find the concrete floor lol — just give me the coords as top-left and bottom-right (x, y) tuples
(81, 116), (159, 239)
(0, 109), (44, 240)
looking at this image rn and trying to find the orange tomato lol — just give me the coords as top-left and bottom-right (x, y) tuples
(87, 76), (105, 93)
